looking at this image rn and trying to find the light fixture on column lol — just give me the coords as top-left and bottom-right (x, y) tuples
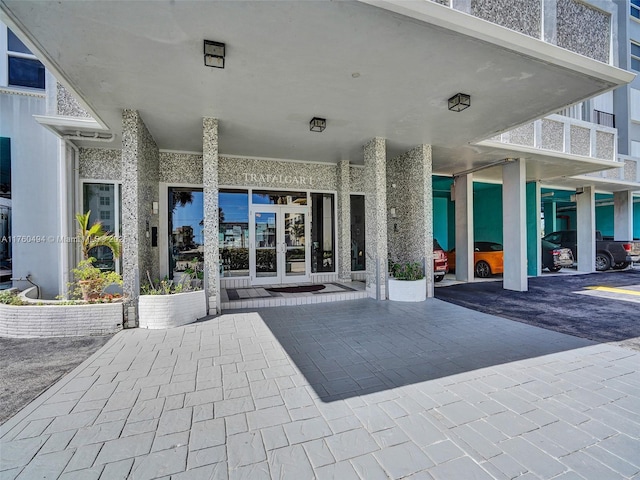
(309, 117), (326, 132)
(204, 40), (225, 68)
(447, 93), (471, 112)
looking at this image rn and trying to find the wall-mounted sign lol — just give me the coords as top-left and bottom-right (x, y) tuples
(242, 173), (313, 186)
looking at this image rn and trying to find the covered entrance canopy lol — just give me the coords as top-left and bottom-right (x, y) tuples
(1, 0), (631, 170)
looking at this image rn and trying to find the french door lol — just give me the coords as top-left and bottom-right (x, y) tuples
(250, 205), (310, 285)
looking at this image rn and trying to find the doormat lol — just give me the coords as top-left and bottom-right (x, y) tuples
(266, 285), (326, 294)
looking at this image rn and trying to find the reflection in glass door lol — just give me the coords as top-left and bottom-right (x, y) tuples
(284, 212), (306, 279)
(255, 211), (277, 279)
(251, 207), (309, 284)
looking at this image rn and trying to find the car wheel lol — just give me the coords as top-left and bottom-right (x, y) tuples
(434, 275), (444, 283)
(595, 253), (611, 271)
(612, 261), (630, 270)
(547, 265), (562, 272)
(475, 260), (491, 278)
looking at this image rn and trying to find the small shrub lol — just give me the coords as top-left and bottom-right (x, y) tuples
(0, 290), (25, 305)
(71, 258), (123, 301)
(391, 261), (424, 281)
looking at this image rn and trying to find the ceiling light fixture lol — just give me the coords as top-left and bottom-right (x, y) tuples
(204, 40), (225, 68)
(448, 93), (471, 112)
(309, 117), (326, 132)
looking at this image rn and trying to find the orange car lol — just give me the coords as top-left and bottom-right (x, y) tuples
(447, 242), (504, 278)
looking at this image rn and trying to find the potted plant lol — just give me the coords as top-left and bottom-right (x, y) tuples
(138, 272), (206, 329)
(71, 211), (123, 301)
(388, 261), (426, 302)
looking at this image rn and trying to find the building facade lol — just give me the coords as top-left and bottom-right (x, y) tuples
(0, 0), (636, 323)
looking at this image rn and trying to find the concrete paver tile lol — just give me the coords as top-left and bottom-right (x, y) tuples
(172, 462), (228, 480)
(374, 442), (434, 479)
(585, 444), (640, 477)
(283, 416), (332, 445)
(315, 460), (360, 480)
(129, 397), (165, 422)
(371, 426), (411, 448)
(396, 414), (445, 447)
(498, 437), (567, 478)
(0, 436), (48, 470)
(215, 397), (255, 418)
(481, 410), (538, 437)
(429, 456), (494, 480)
(302, 438), (335, 468)
(39, 430), (75, 454)
(187, 445), (226, 470)
(156, 407), (193, 436)
(561, 450), (626, 479)
(597, 434), (640, 468)
(229, 461), (270, 480)
(423, 440), (465, 465)
(121, 418), (159, 437)
(325, 428), (379, 462)
(130, 445), (189, 479)
(267, 444), (314, 479)
(227, 431), (267, 468)
(350, 453), (389, 480)
(189, 418), (225, 451)
(164, 393), (186, 411)
(68, 419), (125, 447)
(152, 430), (190, 453)
(12, 418), (53, 441)
(58, 466), (103, 480)
(94, 432), (154, 465)
(246, 405), (290, 430)
(14, 449), (74, 480)
(483, 453), (528, 479)
(260, 425), (289, 451)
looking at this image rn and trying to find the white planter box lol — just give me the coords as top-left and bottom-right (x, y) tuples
(0, 302), (123, 338)
(388, 277), (426, 302)
(138, 290), (206, 329)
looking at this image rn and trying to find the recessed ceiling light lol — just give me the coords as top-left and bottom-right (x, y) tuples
(351, 72), (360, 78)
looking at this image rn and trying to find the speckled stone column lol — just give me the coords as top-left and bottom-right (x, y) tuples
(364, 138), (387, 299)
(203, 118), (220, 314)
(337, 159), (351, 282)
(386, 145), (433, 298)
(121, 110), (159, 326)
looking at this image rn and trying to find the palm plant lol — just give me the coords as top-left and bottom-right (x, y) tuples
(76, 211), (122, 261)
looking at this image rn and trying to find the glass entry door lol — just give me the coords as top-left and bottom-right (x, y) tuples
(250, 206), (309, 285)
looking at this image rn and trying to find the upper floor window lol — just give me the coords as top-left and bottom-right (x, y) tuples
(631, 41), (640, 72)
(631, 88), (640, 123)
(7, 28), (45, 89)
(632, 0), (640, 20)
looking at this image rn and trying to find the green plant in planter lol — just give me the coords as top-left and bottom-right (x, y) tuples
(0, 290), (25, 305)
(391, 261), (424, 281)
(72, 258), (123, 301)
(76, 211), (121, 260)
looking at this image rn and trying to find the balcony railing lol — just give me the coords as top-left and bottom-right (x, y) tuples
(487, 114), (618, 162)
(594, 110), (615, 128)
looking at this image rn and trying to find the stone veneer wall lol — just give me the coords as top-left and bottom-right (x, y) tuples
(570, 126), (590, 157)
(350, 166), (365, 192)
(387, 146), (434, 297)
(121, 110), (160, 320)
(79, 148), (122, 180)
(219, 157), (337, 190)
(203, 118), (220, 314)
(508, 123), (535, 147)
(556, 0), (610, 64)
(470, 0), (541, 38)
(541, 119), (564, 152)
(624, 160), (638, 182)
(364, 138), (387, 299)
(159, 152), (203, 184)
(595, 131), (614, 161)
(56, 83), (91, 118)
(337, 160), (351, 282)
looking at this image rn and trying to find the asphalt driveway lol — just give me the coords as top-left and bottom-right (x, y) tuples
(436, 269), (640, 351)
(0, 335), (112, 425)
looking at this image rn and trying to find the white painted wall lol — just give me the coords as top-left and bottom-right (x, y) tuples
(0, 92), (61, 298)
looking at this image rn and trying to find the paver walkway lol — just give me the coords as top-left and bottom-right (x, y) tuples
(1, 299), (639, 479)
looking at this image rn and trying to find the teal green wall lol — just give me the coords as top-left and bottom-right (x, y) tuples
(433, 197), (449, 249)
(595, 205), (614, 237)
(526, 183), (538, 275)
(635, 202), (640, 239)
(473, 184), (503, 243)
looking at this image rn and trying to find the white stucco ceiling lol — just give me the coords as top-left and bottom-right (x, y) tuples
(1, 0), (633, 170)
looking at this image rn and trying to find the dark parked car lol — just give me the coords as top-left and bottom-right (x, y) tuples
(543, 230), (638, 271)
(433, 239), (448, 282)
(541, 239), (573, 272)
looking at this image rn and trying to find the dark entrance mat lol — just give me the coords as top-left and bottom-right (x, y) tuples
(267, 285), (326, 294)
(435, 269), (640, 351)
